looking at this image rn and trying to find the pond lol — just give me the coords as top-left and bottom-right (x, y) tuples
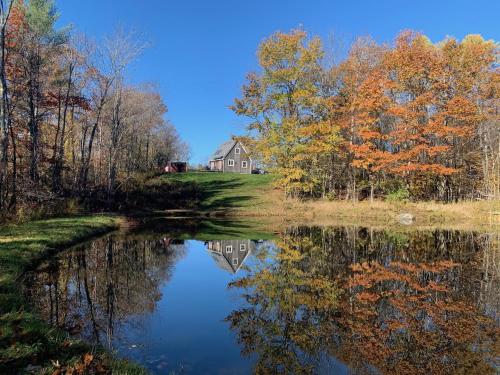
(24, 221), (499, 374)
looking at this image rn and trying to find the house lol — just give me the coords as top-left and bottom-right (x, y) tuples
(206, 239), (255, 273)
(164, 161), (188, 173)
(209, 139), (252, 174)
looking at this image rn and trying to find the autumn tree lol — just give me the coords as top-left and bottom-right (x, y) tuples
(333, 36), (386, 201)
(0, 1), (187, 219)
(17, 0), (68, 182)
(234, 29), (498, 202)
(232, 29), (339, 197)
(0, 0), (15, 210)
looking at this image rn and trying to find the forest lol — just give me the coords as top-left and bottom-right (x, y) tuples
(0, 0), (188, 221)
(0, 0), (498, 224)
(232, 29), (499, 202)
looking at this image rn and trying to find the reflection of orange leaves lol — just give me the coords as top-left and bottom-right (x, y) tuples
(361, 262), (371, 270)
(390, 262), (418, 272)
(348, 274), (372, 288)
(427, 281), (448, 292)
(387, 320), (406, 331)
(356, 292), (380, 303)
(349, 263), (363, 272)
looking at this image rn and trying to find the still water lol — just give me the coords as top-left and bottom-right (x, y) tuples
(24, 224), (499, 374)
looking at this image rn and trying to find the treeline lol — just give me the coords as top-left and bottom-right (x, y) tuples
(0, 0), (188, 220)
(232, 29), (499, 202)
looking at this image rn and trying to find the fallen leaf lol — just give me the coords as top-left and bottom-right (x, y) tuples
(83, 353), (94, 366)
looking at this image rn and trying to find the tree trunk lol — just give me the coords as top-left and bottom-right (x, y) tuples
(370, 178), (374, 205)
(0, 5), (12, 210)
(53, 64), (74, 192)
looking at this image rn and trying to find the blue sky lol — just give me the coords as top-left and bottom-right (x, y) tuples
(56, 0), (499, 164)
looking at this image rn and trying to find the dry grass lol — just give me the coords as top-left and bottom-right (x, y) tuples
(236, 189), (500, 231)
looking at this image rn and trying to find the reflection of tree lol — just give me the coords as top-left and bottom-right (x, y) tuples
(28, 235), (186, 348)
(227, 227), (499, 375)
(226, 236), (339, 374)
(339, 260), (497, 374)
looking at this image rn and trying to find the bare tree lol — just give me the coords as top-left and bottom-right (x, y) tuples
(0, 0), (14, 209)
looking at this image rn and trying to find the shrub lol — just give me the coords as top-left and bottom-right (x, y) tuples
(386, 188), (410, 203)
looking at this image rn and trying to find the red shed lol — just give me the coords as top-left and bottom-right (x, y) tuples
(164, 161), (188, 173)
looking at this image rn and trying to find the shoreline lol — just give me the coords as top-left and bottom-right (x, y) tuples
(154, 198), (500, 232)
(0, 215), (147, 374)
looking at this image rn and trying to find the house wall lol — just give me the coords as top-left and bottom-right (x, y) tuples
(209, 160), (223, 171)
(207, 239), (255, 273)
(223, 142), (252, 174)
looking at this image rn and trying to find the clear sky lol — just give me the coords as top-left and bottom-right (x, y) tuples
(56, 0), (499, 164)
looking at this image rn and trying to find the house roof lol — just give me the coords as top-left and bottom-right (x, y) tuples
(211, 140), (237, 161)
(207, 247), (252, 274)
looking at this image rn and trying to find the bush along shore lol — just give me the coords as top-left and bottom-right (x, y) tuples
(0, 216), (148, 374)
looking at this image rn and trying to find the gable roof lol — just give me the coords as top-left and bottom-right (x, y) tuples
(207, 244), (253, 274)
(211, 140), (236, 160)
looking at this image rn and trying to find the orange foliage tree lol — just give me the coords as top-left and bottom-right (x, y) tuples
(234, 30), (498, 201)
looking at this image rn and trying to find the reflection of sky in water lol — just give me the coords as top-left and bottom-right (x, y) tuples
(110, 239), (349, 374)
(110, 240), (257, 374)
(26, 227), (499, 375)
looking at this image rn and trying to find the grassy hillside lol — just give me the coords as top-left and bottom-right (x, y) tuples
(146, 172), (277, 213)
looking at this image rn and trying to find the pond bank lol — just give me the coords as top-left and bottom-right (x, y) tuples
(150, 173), (499, 230)
(236, 198), (500, 231)
(0, 215), (147, 374)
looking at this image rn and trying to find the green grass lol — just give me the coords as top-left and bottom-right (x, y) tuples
(149, 172), (276, 213)
(0, 215), (146, 374)
(131, 216), (278, 241)
(0, 216), (120, 310)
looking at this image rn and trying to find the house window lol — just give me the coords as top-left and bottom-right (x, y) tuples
(240, 243), (246, 251)
(241, 161), (248, 169)
(226, 245), (233, 253)
(233, 258), (238, 266)
(235, 148), (241, 155)
(227, 159), (235, 167)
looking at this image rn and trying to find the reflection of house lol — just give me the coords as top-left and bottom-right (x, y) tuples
(206, 239), (255, 273)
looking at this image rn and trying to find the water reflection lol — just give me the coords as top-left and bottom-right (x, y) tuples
(25, 226), (499, 374)
(25, 236), (186, 349)
(227, 228), (499, 374)
(206, 239), (256, 273)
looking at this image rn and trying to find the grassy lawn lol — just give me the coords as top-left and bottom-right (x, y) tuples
(0, 215), (147, 374)
(148, 171), (277, 213)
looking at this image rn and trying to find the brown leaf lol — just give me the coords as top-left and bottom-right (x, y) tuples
(83, 353), (94, 367)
